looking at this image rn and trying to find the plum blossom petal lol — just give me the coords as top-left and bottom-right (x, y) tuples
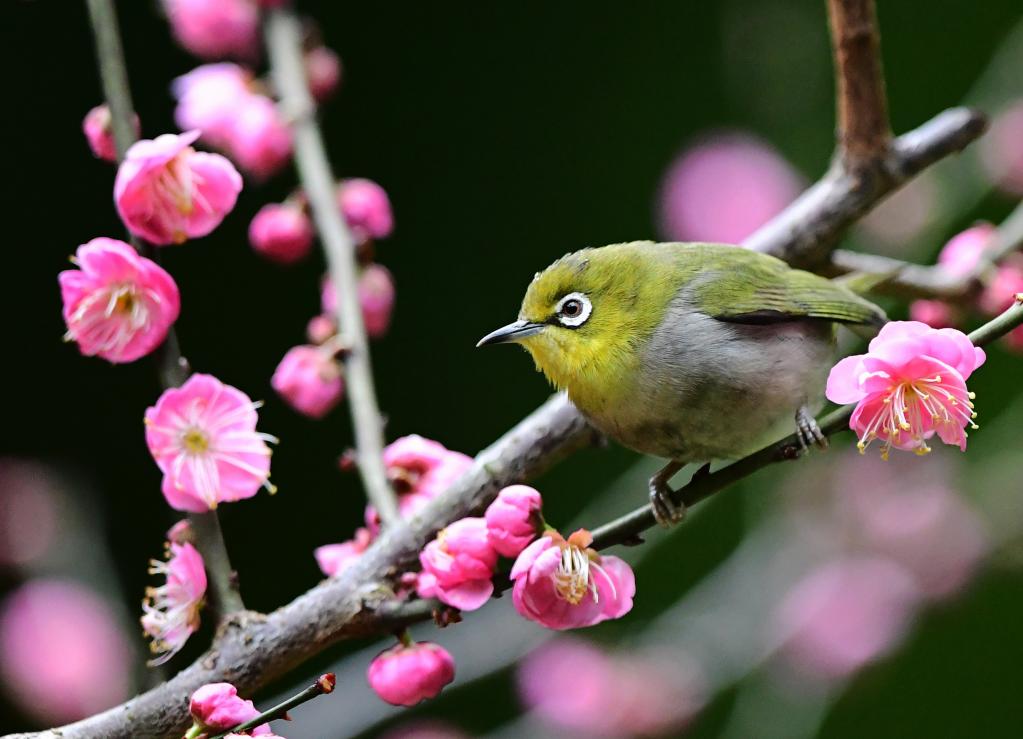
(367, 641), (455, 706)
(189, 682), (269, 735)
(272, 345), (344, 418)
(485, 485), (543, 558)
(416, 517), (497, 611)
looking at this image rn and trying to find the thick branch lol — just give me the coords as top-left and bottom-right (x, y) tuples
(264, 8), (400, 527)
(745, 107), (987, 269)
(827, 0), (890, 165)
(85, 0), (241, 614)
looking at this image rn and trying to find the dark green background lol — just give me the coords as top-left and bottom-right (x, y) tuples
(2, 0), (1022, 736)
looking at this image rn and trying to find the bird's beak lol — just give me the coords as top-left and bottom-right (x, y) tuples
(476, 320), (545, 347)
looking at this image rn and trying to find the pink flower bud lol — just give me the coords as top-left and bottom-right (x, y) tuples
(315, 528), (373, 577)
(908, 299), (956, 329)
(936, 224), (995, 278)
(306, 314), (337, 344)
(826, 321), (985, 459)
(979, 263), (1023, 316)
(338, 178), (394, 241)
(485, 485), (543, 557)
(0, 580), (132, 724)
(306, 46), (342, 102)
(82, 104), (139, 162)
(249, 203), (314, 264)
(172, 63), (254, 150)
(359, 264), (396, 338)
(145, 374), (275, 512)
(416, 517), (497, 611)
(271, 345), (345, 419)
(367, 641), (455, 706)
(658, 132), (802, 244)
(115, 131), (242, 245)
(228, 94), (293, 180)
(162, 0), (260, 61)
(59, 238), (181, 363)
(980, 100), (1023, 196)
(510, 529), (635, 630)
(189, 682), (268, 733)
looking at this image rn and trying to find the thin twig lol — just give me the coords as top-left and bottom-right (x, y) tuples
(85, 0), (241, 613)
(263, 8), (400, 527)
(207, 674), (336, 739)
(827, 0), (890, 166)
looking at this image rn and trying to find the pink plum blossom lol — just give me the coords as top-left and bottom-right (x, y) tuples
(321, 265), (397, 339)
(338, 178), (394, 241)
(228, 94), (293, 179)
(908, 299), (956, 329)
(979, 262), (1023, 316)
(145, 373), (276, 512)
(162, 0), (260, 60)
(114, 131), (242, 245)
(980, 100), (1023, 196)
(272, 345), (344, 418)
(0, 580), (132, 724)
(510, 529), (635, 630)
(315, 527), (372, 578)
(484, 485), (543, 558)
(0, 460), (59, 567)
(172, 63), (254, 149)
(365, 435), (474, 534)
(249, 203), (314, 263)
(826, 321), (985, 458)
(367, 641), (455, 706)
(658, 132), (803, 244)
(306, 47), (342, 102)
(417, 517), (498, 611)
(59, 237), (181, 363)
(306, 314), (337, 344)
(82, 104), (138, 162)
(189, 682), (270, 735)
(773, 556), (919, 681)
(937, 223), (995, 277)
(517, 638), (705, 738)
(141, 541), (207, 665)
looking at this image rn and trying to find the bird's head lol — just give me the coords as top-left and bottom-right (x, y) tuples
(477, 243), (677, 396)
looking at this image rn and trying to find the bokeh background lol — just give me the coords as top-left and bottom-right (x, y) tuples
(3, 0), (1023, 736)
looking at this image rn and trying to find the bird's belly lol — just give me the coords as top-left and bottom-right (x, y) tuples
(580, 314), (833, 462)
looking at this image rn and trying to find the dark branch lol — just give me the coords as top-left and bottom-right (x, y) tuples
(264, 8), (400, 527)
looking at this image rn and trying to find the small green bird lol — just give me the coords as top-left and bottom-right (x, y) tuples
(478, 241), (886, 526)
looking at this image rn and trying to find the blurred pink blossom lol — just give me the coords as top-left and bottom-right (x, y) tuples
(338, 178), (394, 242)
(417, 517), (498, 611)
(114, 131), (242, 245)
(189, 682), (270, 735)
(141, 541), (207, 665)
(59, 238), (180, 364)
(827, 321), (985, 458)
(315, 527), (373, 578)
(249, 203), (314, 264)
(321, 264), (397, 339)
(377, 722), (468, 739)
(306, 314), (337, 344)
(908, 299), (956, 329)
(367, 641), (455, 706)
(172, 63), (254, 149)
(937, 223), (995, 278)
(0, 580), (132, 724)
(517, 638), (705, 737)
(657, 132), (803, 244)
(145, 373), (276, 512)
(484, 484), (543, 558)
(82, 104), (138, 162)
(306, 47), (342, 102)
(272, 345), (344, 418)
(162, 0), (260, 61)
(773, 556), (919, 681)
(980, 101), (1023, 196)
(229, 94), (293, 179)
(364, 435), (474, 535)
(0, 460), (59, 567)
(979, 262), (1023, 316)
(511, 529), (635, 630)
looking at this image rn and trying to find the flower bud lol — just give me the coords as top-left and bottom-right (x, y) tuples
(188, 682), (267, 733)
(359, 264), (396, 338)
(338, 178), (393, 241)
(306, 46), (342, 102)
(416, 517), (497, 611)
(485, 485), (543, 557)
(367, 641), (455, 706)
(162, 0), (260, 61)
(306, 314), (337, 344)
(229, 95), (293, 179)
(249, 203), (314, 264)
(82, 104), (139, 162)
(272, 345), (345, 419)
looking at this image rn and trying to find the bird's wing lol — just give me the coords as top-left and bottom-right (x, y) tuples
(684, 245), (887, 327)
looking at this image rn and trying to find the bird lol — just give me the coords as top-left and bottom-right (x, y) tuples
(477, 241), (886, 527)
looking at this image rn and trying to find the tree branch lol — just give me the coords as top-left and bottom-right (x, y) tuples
(263, 8), (400, 528)
(85, 0), (241, 615)
(827, 0), (890, 166)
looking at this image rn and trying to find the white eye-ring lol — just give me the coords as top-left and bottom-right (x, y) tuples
(555, 292), (592, 327)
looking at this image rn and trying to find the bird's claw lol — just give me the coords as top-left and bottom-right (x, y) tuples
(648, 477), (686, 528)
(795, 406), (829, 452)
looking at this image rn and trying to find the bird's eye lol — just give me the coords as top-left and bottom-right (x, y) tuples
(555, 292), (592, 328)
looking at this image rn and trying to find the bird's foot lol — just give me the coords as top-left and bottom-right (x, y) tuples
(795, 406), (829, 452)
(648, 461), (686, 528)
